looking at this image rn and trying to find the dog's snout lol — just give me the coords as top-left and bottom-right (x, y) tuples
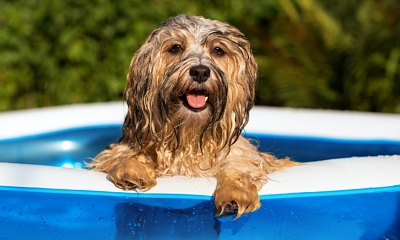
(190, 65), (210, 83)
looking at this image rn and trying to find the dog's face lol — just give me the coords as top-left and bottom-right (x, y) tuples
(123, 15), (257, 152)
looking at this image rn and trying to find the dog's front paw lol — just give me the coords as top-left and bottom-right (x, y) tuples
(213, 180), (260, 219)
(107, 155), (157, 191)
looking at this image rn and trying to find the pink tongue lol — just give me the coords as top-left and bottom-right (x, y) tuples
(187, 93), (207, 109)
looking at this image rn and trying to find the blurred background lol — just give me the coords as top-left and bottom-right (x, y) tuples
(0, 0), (399, 113)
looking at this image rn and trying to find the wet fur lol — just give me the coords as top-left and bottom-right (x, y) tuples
(88, 15), (297, 219)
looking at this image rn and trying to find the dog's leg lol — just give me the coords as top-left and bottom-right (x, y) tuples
(213, 136), (296, 219)
(88, 144), (157, 191)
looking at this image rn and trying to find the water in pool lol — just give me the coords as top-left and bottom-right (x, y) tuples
(1, 125), (399, 167)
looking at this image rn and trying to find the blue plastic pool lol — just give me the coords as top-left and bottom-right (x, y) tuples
(0, 103), (399, 239)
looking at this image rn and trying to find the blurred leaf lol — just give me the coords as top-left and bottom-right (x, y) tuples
(0, 0), (399, 113)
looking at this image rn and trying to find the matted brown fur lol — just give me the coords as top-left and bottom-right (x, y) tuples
(88, 15), (297, 219)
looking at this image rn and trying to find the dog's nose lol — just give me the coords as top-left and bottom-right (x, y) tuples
(190, 65), (210, 83)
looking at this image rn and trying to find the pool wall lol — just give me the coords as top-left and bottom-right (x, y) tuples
(0, 102), (399, 239)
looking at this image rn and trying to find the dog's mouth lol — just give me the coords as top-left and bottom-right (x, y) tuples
(184, 90), (209, 110)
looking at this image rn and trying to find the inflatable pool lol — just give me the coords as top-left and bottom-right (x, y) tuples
(1, 102), (399, 239)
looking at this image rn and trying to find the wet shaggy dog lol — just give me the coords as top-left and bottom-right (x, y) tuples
(89, 15), (296, 219)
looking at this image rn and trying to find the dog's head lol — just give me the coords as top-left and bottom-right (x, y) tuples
(123, 15), (257, 152)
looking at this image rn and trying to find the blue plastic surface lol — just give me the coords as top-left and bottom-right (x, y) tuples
(1, 185), (399, 239)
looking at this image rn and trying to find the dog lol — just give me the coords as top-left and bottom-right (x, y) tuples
(89, 14), (297, 219)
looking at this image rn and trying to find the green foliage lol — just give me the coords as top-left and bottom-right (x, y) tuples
(0, 0), (399, 112)
(255, 0), (400, 113)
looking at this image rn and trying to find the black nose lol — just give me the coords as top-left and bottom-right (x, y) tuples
(189, 65), (210, 83)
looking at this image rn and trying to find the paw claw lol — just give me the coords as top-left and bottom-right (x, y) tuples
(108, 158), (157, 191)
(214, 182), (260, 219)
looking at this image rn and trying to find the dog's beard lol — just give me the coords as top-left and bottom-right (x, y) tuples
(121, 15), (258, 163)
(157, 60), (228, 151)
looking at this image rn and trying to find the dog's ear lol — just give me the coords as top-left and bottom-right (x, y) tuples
(222, 28), (258, 146)
(241, 40), (257, 111)
(122, 30), (161, 147)
(228, 28), (258, 106)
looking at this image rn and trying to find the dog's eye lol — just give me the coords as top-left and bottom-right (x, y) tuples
(168, 44), (183, 54)
(212, 47), (225, 56)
